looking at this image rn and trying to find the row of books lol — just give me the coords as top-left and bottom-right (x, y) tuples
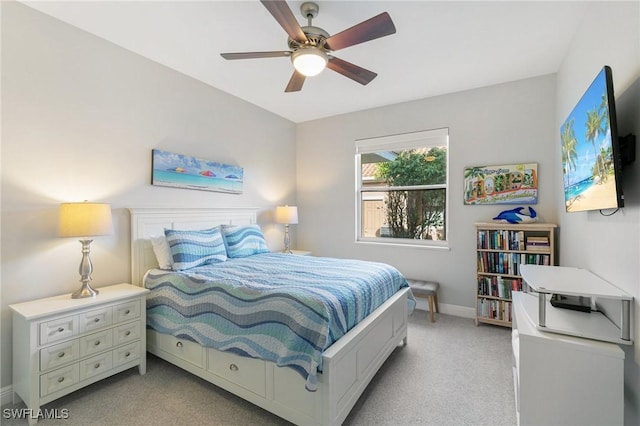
(477, 230), (525, 250)
(477, 276), (523, 299)
(477, 230), (551, 252)
(477, 251), (550, 275)
(477, 299), (512, 322)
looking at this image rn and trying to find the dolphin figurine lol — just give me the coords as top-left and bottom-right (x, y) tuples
(493, 207), (537, 224)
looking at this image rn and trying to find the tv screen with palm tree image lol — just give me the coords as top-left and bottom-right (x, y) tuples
(561, 66), (624, 213)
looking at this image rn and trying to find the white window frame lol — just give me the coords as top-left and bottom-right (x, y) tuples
(355, 128), (450, 249)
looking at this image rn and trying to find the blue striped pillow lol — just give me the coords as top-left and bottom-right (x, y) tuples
(221, 224), (270, 258)
(164, 227), (227, 270)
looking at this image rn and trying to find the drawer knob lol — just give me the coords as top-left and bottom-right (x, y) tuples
(57, 327), (65, 333)
(125, 351), (131, 357)
(57, 377), (64, 383)
(94, 363), (101, 369)
(125, 309), (131, 315)
(125, 331), (131, 336)
(93, 318), (100, 323)
(94, 341), (101, 346)
(229, 363), (239, 372)
(176, 341), (183, 348)
(57, 352), (65, 358)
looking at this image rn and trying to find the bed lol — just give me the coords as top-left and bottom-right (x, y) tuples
(130, 208), (413, 425)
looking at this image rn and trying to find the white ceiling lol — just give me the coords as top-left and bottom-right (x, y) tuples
(22, 1), (589, 123)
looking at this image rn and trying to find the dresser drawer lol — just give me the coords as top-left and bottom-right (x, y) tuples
(79, 352), (113, 381)
(114, 300), (140, 323)
(207, 350), (266, 397)
(79, 307), (112, 333)
(40, 340), (79, 372)
(113, 321), (140, 346)
(114, 341), (141, 368)
(80, 329), (113, 357)
(39, 316), (77, 345)
(40, 364), (79, 397)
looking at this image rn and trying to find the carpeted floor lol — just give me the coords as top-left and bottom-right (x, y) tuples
(2, 311), (516, 425)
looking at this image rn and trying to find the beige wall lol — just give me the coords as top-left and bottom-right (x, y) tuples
(1, 2), (296, 389)
(555, 2), (640, 424)
(296, 74), (558, 312)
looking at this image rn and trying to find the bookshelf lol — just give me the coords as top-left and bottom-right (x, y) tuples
(475, 222), (557, 327)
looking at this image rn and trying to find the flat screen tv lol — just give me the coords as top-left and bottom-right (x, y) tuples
(560, 66), (624, 212)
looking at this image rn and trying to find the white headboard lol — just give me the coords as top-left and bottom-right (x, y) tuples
(129, 208), (258, 286)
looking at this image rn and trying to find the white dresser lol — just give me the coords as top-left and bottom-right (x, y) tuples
(512, 291), (625, 425)
(10, 284), (149, 425)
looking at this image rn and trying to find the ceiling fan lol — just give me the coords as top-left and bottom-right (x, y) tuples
(220, 0), (396, 92)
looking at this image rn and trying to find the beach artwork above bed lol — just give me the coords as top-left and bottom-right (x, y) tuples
(464, 162), (538, 205)
(151, 149), (243, 194)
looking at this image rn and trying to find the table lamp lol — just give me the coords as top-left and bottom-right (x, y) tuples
(275, 205), (298, 254)
(59, 201), (113, 298)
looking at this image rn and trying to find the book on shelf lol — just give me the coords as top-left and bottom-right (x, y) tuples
(526, 236), (549, 252)
(516, 231), (525, 250)
(526, 235), (548, 244)
(526, 245), (550, 252)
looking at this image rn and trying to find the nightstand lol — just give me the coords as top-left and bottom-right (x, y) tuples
(290, 250), (312, 256)
(9, 284), (149, 425)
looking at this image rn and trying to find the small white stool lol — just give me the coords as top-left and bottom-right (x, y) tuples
(407, 279), (440, 322)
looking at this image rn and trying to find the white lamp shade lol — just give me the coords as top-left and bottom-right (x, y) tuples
(275, 205), (298, 225)
(292, 48), (328, 77)
(59, 202), (113, 237)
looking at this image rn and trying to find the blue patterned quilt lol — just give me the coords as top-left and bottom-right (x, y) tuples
(144, 253), (414, 390)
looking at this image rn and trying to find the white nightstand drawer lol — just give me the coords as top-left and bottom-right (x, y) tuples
(80, 352), (113, 381)
(79, 307), (113, 333)
(114, 300), (140, 323)
(80, 329), (113, 357)
(207, 350), (266, 397)
(113, 321), (140, 346)
(40, 316), (77, 345)
(40, 340), (79, 372)
(40, 364), (79, 397)
(114, 341), (141, 367)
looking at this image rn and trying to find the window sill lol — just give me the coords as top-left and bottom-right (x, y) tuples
(355, 238), (450, 251)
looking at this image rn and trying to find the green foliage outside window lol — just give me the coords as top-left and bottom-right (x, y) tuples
(375, 148), (447, 240)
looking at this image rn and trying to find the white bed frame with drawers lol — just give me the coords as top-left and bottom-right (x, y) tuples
(130, 208), (410, 425)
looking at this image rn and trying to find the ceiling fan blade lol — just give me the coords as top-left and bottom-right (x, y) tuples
(327, 57), (377, 85)
(285, 70), (305, 92)
(260, 0), (308, 44)
(325, 12), (396, 51)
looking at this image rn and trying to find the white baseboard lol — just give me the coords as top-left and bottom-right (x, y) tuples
(1, 385), (14, 407)
(439, 303), (476, 319)
(413, 298), (476, 319)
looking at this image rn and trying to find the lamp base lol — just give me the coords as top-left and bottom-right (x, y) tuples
(72, 239), (99, 299)
(72, 282), (99, 299)
(283, 224), (292, 254)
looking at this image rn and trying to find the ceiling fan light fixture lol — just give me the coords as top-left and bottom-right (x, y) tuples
(292, 47), (328, 77)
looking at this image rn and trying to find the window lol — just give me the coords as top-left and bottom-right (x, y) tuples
(356, 128), (449, 247)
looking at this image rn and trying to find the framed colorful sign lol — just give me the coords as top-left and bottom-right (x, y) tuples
(464, 163), (538, 205)
(152, 149), (243, 194)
